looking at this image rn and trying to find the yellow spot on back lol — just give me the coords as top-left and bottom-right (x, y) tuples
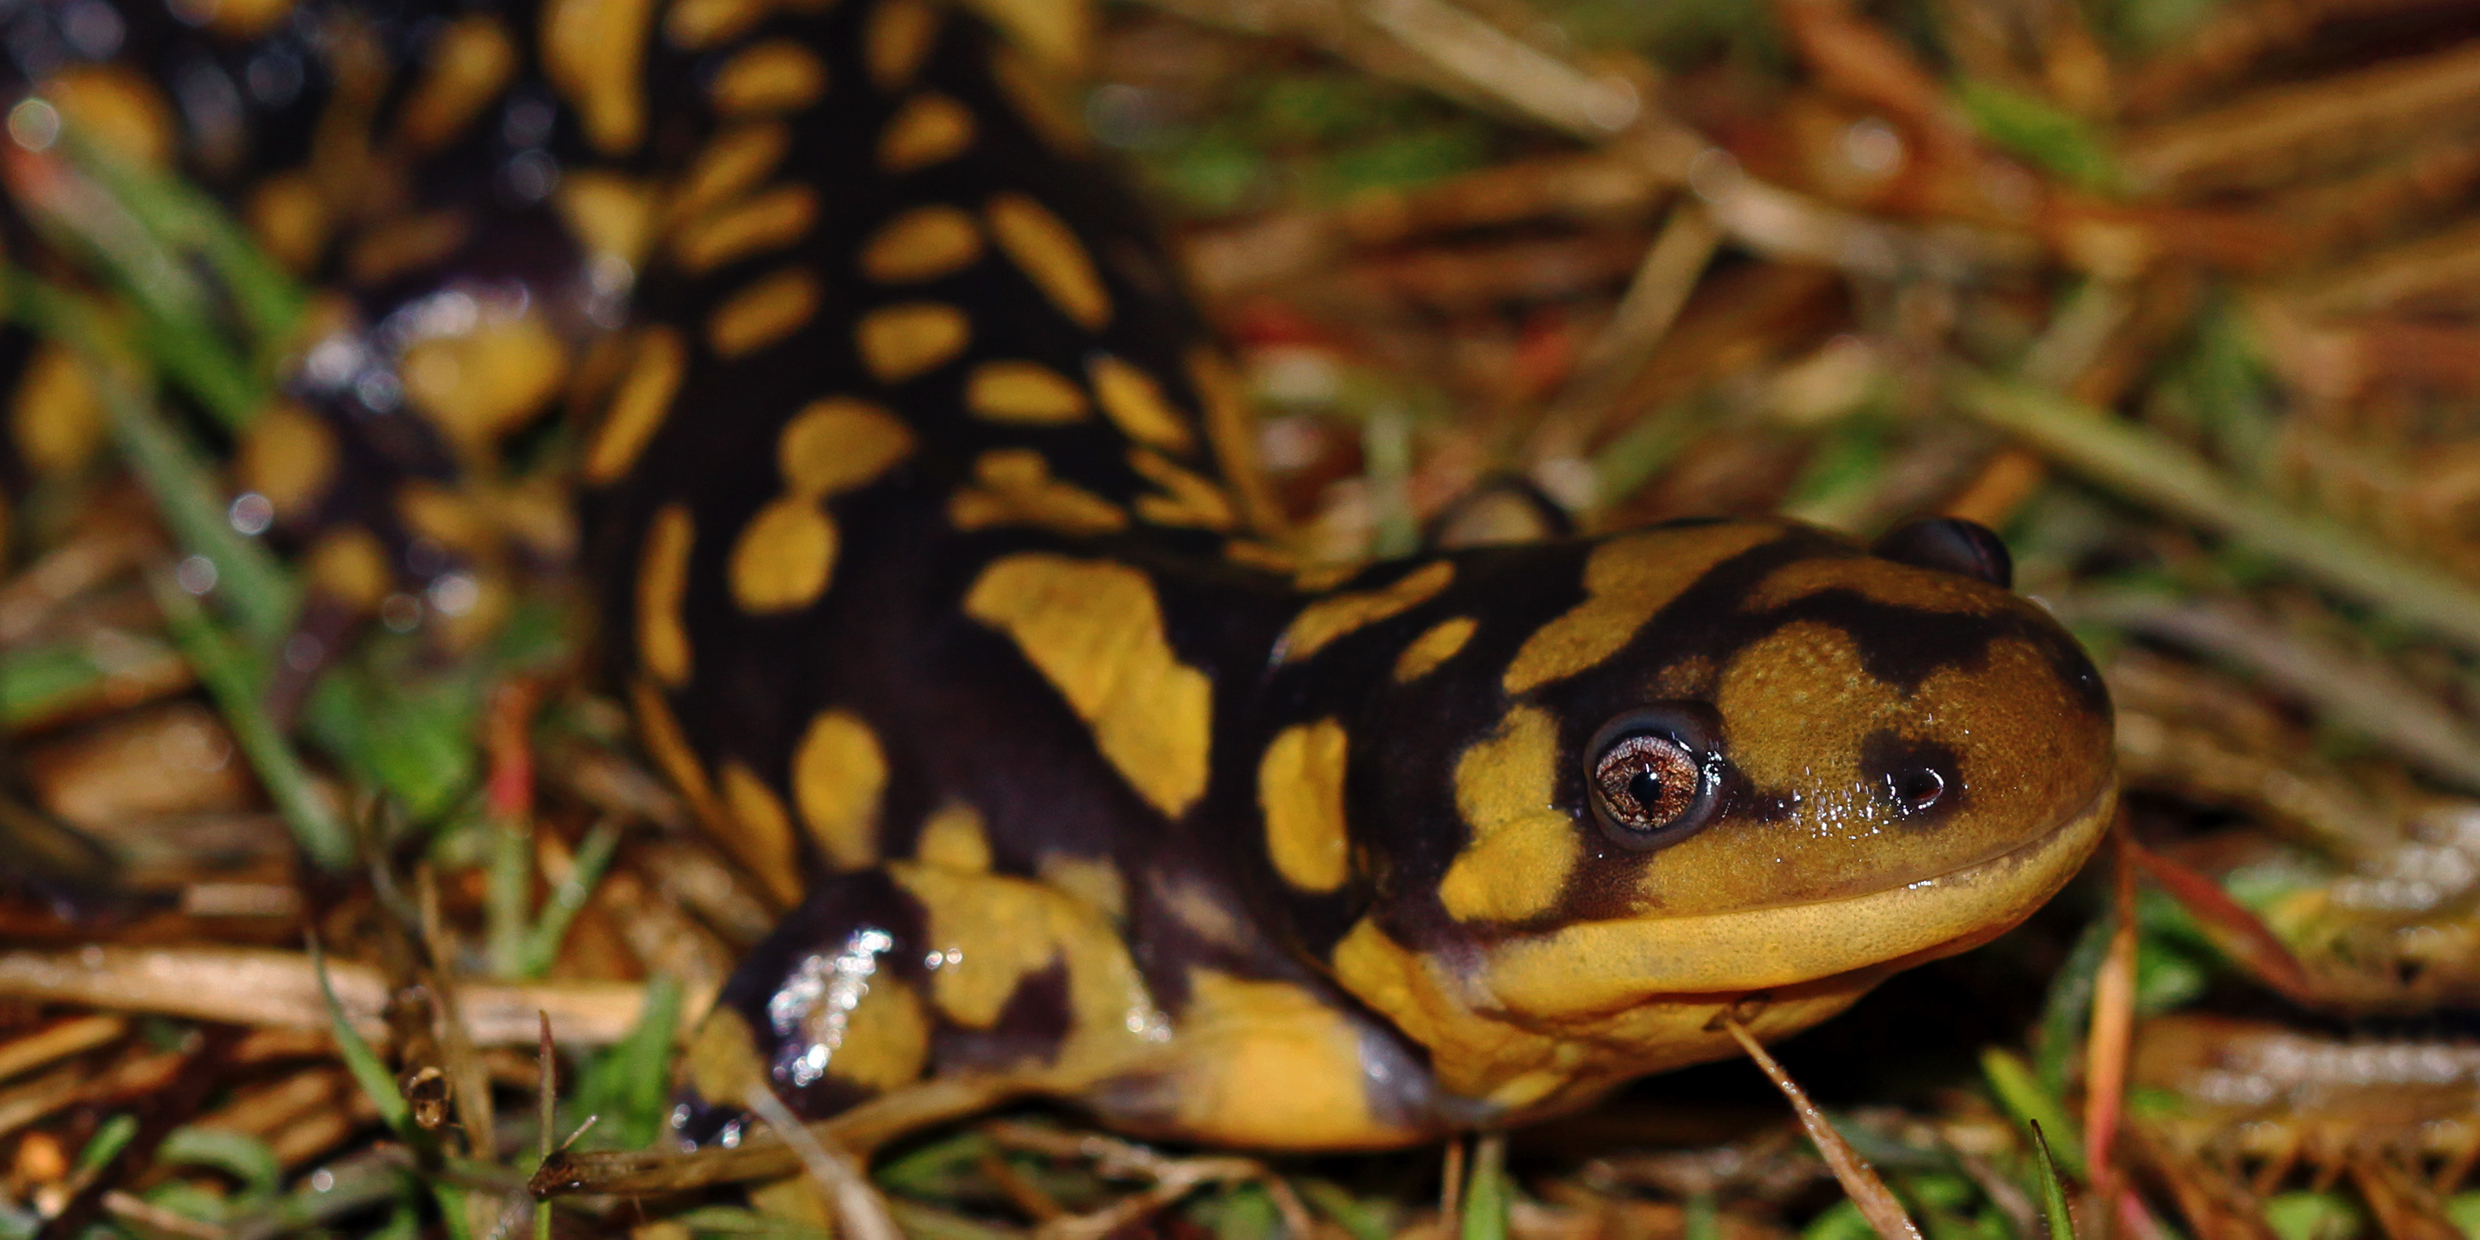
(556, 171), (654, 266)
(674, 123), (791, 223)
(582, 327), (685, 483)
(348, 212), (471, 286)
(1039, 854), (1127, 921)
(711, 40), (828, 116)
(988, 45), (1085, 152)
(967, 360), (1088, 424)
(1088, 355), (1195, 453)
(879, 93), (976, 173)
(1282, 561), (1455, 664)
(207, 0), (300, 36)
(1502, 523), (1780, 696)
(719, 760), (803, 905)
(728, 498), (837, 613)
(1128, 447), (1236, 531)
(865, 0), (940, 91)
(709, 268), (821, 358)
(795, 709), (888, 871)
(856, 302), (969, 383)
(859, 205), (984, 283)
(665, 0), (769, 49)
(674, 185), (818, 274)
(541, 0), (653, 153)
(44, 66), (175, 166)
(630, 678), (737, 875)
(12, 346), (103, 476)
(635, 504), (695, 687)
(985, 193), (1110, 329)
(306, 527), (392, 612)
(949, 450), (1128, 536)
(915, 802), (992, 873)
(1393, 615), (1478, 683)
(1187, 347), (1286, 538)
(965, 555), (1211, 819)
(1437, 706), (1576, 922)
(822, 976), (930, 1090)
(401, 313), (570, 453)
(398, 16), (516, 149)
(246, 173), (328, 271)
(1260, 720), (1351, 893)
(779, 398), (917, 499)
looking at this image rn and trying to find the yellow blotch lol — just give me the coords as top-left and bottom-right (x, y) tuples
(1740, 554), (2000, 616)
(988, 46), (1086, 152)
(865, 0), (941, 90)
(556, 172), (654, 267)
(856, 302), (969, 383)
(1174, 970), (1401, 1149)
(1436, 706), (1576, 923)
(394, 483), (495, 557)
(635, 504), (695, 687)
(859, 205), (984, 283)
(1128, 448), (1235, 531)
(915, 802), (992, 873)
(879, 92), (976, 173)
(541, 0), (653, 153)
(673, 123), (791, 223)
(582, 327), (685, 484)
(1502, 523), (1780, 696)
(665, 0), (770, 49)
(822, 976), (930, 1090)
(728, 498), (837, 613)
(794, 709), (888, 871)
(398, 16), (516, 149)
(966, 360), (1087, 424)
(306, 527), (393, 612)
(11, 346), (102, 475)
(1187, 347), (1287, 538)
(890, 863), (1160, 1086)
(1393, 616), (1478, 683)
(401, 315), (569, 454)
(630, 678), (734, 855)
(779, 398), (917, 499)
(949, 450), (1127, 537)
(1087, 355), (1195, 453)
(1259, 720), (1351, 894)
(44, 66), (175, 166)
(674, 185), (818, 274)
(719, 761), (804, 906)
(207, 0), (300, 37)
(712, 40), (828, 116)
(1281, 561), (1455, 664)
(709, 268), (821, 358)
(682, 1006), (768, 1106)
(964, 555), (1211, 819)
(985, 193), (1110, 330)
(1225, 540), (1298, 574)
(1039, 854), (1126, 921)
(347, 212), (470, 287)
(245, 173), (328, 271)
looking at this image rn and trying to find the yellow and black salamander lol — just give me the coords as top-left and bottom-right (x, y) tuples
(0, 0), (2115, 1149)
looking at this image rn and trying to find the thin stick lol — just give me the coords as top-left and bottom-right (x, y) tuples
(1722, 1014), (1923, 1240)
(2083, 825), (2140, 1237)
(743, 1085), (901, 1240)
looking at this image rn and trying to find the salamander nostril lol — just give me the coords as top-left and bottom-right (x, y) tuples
(1895, 766), (1945, 812)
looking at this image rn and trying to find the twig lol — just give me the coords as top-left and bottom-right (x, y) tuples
(743, 1084), (902, 1240)
(1721, 1014), (1923, 1240)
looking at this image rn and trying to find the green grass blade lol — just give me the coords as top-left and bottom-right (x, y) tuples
(1981, 1048), (2085, 1181)
(2025, 1122), (2077, 1240)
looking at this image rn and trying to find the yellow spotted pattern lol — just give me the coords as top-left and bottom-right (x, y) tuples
(860, 205), (984, 283)
(950, 450), (1128, 536)
(709, 268), (822, 358)
(1281, 561), (1455, 664)
(711, 40), (828, 116)
(879, 93), (976, 173)
(967, 360), (1089, 424)
(1088, 355), (1195, 453)
(986, 193), (1111, 329)
(1260, 720), (1351, 893)
(964, 555), (1211, 819)
(857, 302), (970, 382)
(583, 327), (686, 483)
(635, 504), (696, 687)
(795, 708), (889, 870)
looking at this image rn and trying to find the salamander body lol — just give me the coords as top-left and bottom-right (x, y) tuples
(0, 0), (2116, 1150)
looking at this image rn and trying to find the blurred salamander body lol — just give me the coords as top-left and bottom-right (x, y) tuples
(0, 0), (2115, 1148)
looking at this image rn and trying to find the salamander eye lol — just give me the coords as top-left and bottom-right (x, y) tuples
(1584, 706), (1725, 850)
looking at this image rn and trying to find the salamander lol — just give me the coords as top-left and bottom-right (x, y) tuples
(0, 0), (2116, 1149)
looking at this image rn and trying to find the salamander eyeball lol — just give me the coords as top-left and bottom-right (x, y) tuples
(1584, 705), (1725, 849)
(1871, 517), (2012, 588)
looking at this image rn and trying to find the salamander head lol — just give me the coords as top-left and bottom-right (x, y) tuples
(1310, 517), (2115, 1120)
